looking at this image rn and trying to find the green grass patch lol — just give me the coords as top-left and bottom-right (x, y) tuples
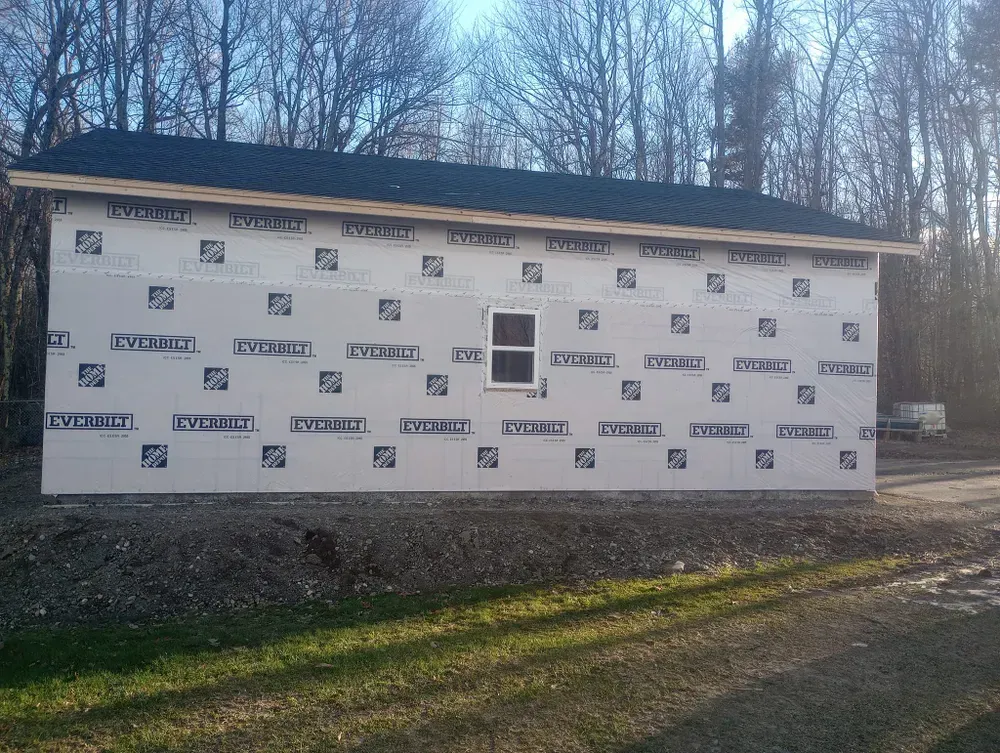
(0, 558), (904, 752)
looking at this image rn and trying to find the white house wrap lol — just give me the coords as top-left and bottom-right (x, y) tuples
(9, 131), (919, 495)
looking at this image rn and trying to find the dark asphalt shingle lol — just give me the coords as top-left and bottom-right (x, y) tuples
(11, 130), (909, 244)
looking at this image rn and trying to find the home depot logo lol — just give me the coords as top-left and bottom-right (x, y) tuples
(603, 269), (664, 300)
(551, 351), (615, 367)
(378, 299), (401, 321)
(842, 322), (860, 342)
(507, 263), (570, 294)
(230, 212), (307, 233)
(262, 445), (286, 468)
(621, 380), (641, 401)
(546, 237), (610, 255)
(448, 230), (514, 248)
(422, 255), (444, 277)
(399, 418), (471, 435)
(319, 371), (343, 393)
(729, 250), (786, 266)
(373, 445), (397, 468)
(526, 377), (548, 399)
(315, 247), (338, 270)
(75, 230), (102, 255)
(667, 449), (688, 469)
(235, 339), (312, 357)
(405, 256), (473, 290)
(347, 343), (419, 361)
(502, 420), (569, 435)
(77, 363), (105, 388)
(343, 222), (413, 240)
(671, 314), (690, 334)
(47, 331), (70, 349)
(200, 240), (226, 263)
(780, 279), (835, 309)
(759, 318), (777, 338)
(297, 247), (371, 284)
(141, 444), (168, 469)
(711, 382), (730, 403)
(46, 412), (134, 430)
(426, 374), (448, 396)
(180, 240), (258, 278)
(694, 274), (753, 305)
(797, 385), (816, 404)
(733, 357), (791, 373)
(644, 354), (706, 371)
(575, 447), (596, 468)
(268, 293), (293, 316)
(204, 367), (229, 391)
(690, 423), (750, 438)
(291, 416), (367, 433)
(756, 449), (775, 469)
(148, 286), (175, 310)
(522, 262), (543, 283)
(599, 422), (661, 436)
(813, 255), (870, 270)
(107, 201), (191, 224)
(579, 309), (599, 330)
(57, 232), (138, 270)
(840, 450), (858, 469)
(452, 347), (483, 363)
(111, 333), (196, 352)
(172, 414), (254, 432)
(477, 446), (499, 468)
(818, 361), (874, 377)
(776, 425), (834, 439)
(640, 244), (700, 261)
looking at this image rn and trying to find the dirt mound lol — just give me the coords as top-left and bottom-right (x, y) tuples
(0, 450), (993, 631)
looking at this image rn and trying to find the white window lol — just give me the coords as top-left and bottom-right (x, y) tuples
(485, 307), (540, 390)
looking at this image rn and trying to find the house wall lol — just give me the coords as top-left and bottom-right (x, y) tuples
(41, 191), (879, 494)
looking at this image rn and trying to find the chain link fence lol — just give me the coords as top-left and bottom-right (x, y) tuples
(0, 400), (44, 447)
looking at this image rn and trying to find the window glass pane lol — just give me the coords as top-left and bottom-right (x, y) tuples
(491, 349), (535, 384)
(492, 313), (536, 347)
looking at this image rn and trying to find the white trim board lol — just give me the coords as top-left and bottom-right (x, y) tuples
(9, 169), (922, 256)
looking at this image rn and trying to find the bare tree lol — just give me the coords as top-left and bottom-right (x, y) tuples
(179, 0), (263, 140)
(0, 0), (89, 401)
(474, 0), (630, 176)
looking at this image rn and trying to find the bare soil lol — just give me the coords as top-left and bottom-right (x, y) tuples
(3, 437), (1000, 632)
(876, 426), (1000, 459)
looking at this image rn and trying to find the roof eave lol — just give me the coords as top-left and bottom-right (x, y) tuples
(7, 169), (922, 256)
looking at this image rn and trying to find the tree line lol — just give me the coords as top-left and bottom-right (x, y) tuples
(2, 0), (999, 423)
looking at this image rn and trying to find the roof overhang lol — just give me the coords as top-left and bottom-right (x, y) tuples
(8, 170), (922, 256)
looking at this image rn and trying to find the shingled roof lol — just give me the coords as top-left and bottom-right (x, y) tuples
(10, 129), (914, 249)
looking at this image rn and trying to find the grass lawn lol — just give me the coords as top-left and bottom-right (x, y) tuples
(4, 557), (1000, 752)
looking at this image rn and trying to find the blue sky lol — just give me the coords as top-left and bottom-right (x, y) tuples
(456, 0), (749, 43)
(457, 0), (495, 29)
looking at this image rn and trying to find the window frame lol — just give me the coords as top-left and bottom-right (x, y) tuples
(485, 306), (541, 391)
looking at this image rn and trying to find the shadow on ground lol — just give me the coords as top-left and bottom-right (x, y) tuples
(617, 608), (1000, 753)
(1, 563), (916, 752)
